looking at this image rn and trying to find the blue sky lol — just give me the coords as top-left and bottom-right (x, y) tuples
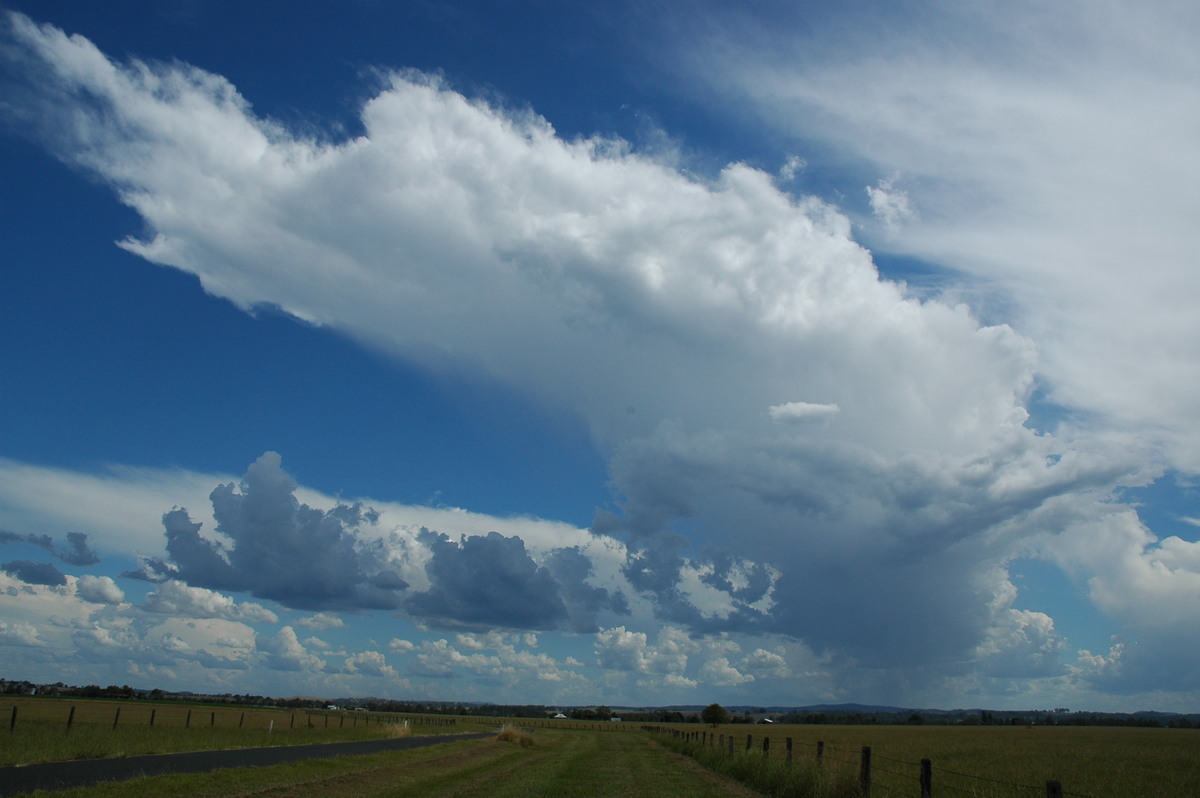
(2, 0), (1199, 711)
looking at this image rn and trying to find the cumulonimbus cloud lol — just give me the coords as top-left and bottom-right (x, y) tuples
(4, 10), (1197, 701)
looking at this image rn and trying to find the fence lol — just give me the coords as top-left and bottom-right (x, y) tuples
(641, 726), (1086, 798)
(6, 703), (456, 734)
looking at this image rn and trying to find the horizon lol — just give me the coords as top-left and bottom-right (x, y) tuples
(2, 1), (1199, 714)
(9, 676), (1198, 720)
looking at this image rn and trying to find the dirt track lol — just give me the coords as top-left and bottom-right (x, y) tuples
(0, 732), (492, 796)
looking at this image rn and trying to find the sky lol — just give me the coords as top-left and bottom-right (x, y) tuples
(1, 0), (1198, 712)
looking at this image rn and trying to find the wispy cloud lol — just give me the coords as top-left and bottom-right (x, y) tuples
(671, 0), (1200, 470)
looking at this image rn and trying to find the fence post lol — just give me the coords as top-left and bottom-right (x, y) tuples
(746, 733), (752, 751)
(763, 736), (770, 758)
(149, 708), (155, 728)
(920, 758), (932, 798)
(9, 706), (16, 732)
(186, 709), (192, 728)
(860, 746), (872, 797)
(112, 707), (120, 730)
(66, 705), (76, 732)
(240, 712), (245, 729)
(291, 712), (295, 729)
(1046, 781), (1063, 798)
(728, 735), (734, 755)
(786, 737), (793, 765)
(211, 711), (215, 726)
(817, 740), (824, 767)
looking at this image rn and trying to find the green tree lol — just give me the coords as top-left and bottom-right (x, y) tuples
(701, 703), (729, 726)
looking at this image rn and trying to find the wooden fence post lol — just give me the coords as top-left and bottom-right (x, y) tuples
(786, 737), (793, 765)
(186, 709), (192, 728)
(239, 712), (245, 729)
(9, 706), (16, 732)
(1046, 781), (1063, 798)
(149, 708), (155, 728)
(728, 735), (734, 755)
(920, 758), (932, 798)
(66, 705), (76, 732)
(817, 740), (824, 767)
(762, 736), (770, 757)
(860, 746), (872, 797)
(746, 733), (752, 751)
(112, 707), (120, 730)
(211, 711), (215, 726)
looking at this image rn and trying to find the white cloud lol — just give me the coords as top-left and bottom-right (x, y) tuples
(257, 626), (325, 672)
(296, 612), (345, 630)
(343, 650), (396, 678)
(143, 580), (278, 623)
(75, 575), (125, 605)
(778, 154), (806, 182)
(676, 0), (1200, 470)
(0, 457), (227, 557)
(866, 176), (917, 233)
(699, 656), (754, 686)
(767, 401), (839, 423)
(0, 620), (42, 647)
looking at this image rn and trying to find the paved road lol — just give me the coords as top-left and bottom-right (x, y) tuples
(0, 732), (492, 796)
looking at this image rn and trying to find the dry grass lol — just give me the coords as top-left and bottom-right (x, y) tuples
(495, 724), (536, 748)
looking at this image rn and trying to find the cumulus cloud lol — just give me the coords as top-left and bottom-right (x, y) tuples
(257, 626), (325, 672)
(148, 452), (403, 611)
(404, 530), (567, 631)
(342, 650), (396, 678)
(296, 612), (345, 630)
(75, 575), (125, 605)
(0, 529), (99, 565)
(143, 580), (278, 623)
(0, 620), (42, 647)
(2, 559), (66, 586)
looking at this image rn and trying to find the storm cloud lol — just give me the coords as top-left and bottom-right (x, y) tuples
(405, 530), (569, 631)
(152, 452), (403, 611)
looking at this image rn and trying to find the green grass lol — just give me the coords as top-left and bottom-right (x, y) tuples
(653, 723), (1200, 798)
(18, 728), (764, 797)
(1, 697), (481, 767)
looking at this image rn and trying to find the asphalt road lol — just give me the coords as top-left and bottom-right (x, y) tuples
(0, 732), (493, 796)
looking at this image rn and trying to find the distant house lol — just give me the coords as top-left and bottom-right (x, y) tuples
(610, 717), (622, 721)
(552, 713), (568, 719)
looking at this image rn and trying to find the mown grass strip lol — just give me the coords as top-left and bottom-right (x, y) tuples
(16, 728), (764, 798)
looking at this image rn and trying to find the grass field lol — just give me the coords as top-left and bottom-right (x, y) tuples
(6, 699), (1199, 797)
(654, 722), (1200, 797)
(14, 727), (764, 798)
(0, 697), (474, 767)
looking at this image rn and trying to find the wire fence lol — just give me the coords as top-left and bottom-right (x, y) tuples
(641, 726), (1094, 798)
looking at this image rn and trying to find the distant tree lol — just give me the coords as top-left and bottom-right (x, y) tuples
(702, 703), (729, 726)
